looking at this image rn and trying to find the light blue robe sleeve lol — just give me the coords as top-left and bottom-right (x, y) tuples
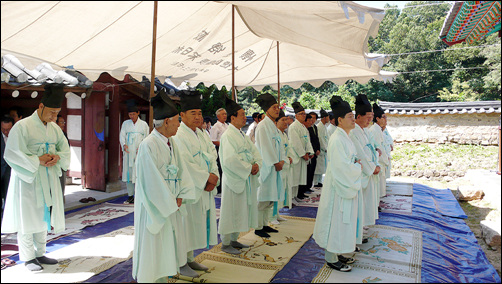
(172, 136), (210, 197)
(119, 121), (127, 151)
(135, 140), (178, 234)
(350, 130), (376, 177)
(330, 134), (362, 197)
(4, 123), (40, 183)
(288, 124), (305, 159)
(255, 122), (280, 166)
(220, 130), (253, 194)
(172, 139), (196, 203)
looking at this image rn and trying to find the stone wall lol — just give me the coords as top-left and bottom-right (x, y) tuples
(386, 113), (500, 145)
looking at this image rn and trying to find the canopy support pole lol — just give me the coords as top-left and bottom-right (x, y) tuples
(149, 1), (158, 132)
(277, 41), (280, 104)
(231, 4), (236, 101)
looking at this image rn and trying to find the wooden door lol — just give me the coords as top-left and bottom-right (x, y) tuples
(84, 92), (106, 191)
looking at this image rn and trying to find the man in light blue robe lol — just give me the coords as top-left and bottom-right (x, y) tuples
(272, 110), (292, 221)
(288, 102), (314, 202)
(314, 109), (330, 187)
(172, 90), (219, 272)
(2, 84), (70, 271)
(368, 103), (390, 198)
(119, 99), (149, 204)
(326, 113), (337, 138)
(254, 93), (284, 238)
(218, 97), (262, 254)
(314, 96), (363, 272)
(132, 90), (197, 282)
(383, 128), (394, 179)
(349, 94), (380, 232)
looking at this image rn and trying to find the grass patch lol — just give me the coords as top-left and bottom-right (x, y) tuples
(392, 143), (498, 174)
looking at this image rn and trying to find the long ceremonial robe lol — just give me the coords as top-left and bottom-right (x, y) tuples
(279, 130), (293, 209)
(218, 124), (262, 235)
(349, 124), (379, 226)
(288, 120), (314, 187)
(2, 111), (70, 235)
(119, 118), (149, 183)
(368, 124), (390, 197)
(314, 121), (329, 176)
(326, 123), (337, 139)
(254, 116), (284, 202)
(132, 129), (195, 283)
(172, 122), (219, 250)
(198, 128), (219, 185)
(383, 128), (393, 179)
(313, 127), (363, 253)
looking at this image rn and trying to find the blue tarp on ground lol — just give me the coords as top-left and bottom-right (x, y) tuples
(6, 184), (500, 283)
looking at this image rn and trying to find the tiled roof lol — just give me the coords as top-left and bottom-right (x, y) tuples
(1, 54), (93, 88)
(440, 1), (501, 46)
(379, 101), (501, 115)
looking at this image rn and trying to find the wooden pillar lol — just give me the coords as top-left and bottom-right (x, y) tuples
(277, 41), (280, 104)
(149, 1), (158, 132)
(231, 4), (235, 101)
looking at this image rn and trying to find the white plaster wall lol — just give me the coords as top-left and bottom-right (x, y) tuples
(67, 115), (81, 140)
(70, 146), (82, 172)
(66, 92), (82, 109)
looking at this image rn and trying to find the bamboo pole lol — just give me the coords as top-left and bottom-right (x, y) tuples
(149, 1), (158, 132)
(231, 4), (235, 101)
(277, 41), (280, 104)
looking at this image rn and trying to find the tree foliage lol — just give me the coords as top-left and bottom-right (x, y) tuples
(196, 1), (500, 116)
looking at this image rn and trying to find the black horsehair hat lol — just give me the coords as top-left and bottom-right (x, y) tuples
(354, 94), (372, 115)
(373, 102), (385, 118)
(42, 84), (66, 108)
(329, 96), (352, 122)
(151, 89), (178, 120)
(276, 109), (286, 122)
(179, 90), (202, 112)
(291, 101), (305, 114)
(125, 99), (139, 113)
(255, 92), (278, 112)
(225, 96), (242, 117)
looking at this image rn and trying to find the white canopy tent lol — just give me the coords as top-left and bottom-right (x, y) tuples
(1, 1), (397, 91)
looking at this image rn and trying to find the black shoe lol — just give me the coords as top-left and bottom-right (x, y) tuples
(297, 194), (308, 199)
(378, 206), (382, 212)
(327, 261), (352, 272)
(124, 196), (134, 204)
(362, 238), (369, 244)
(338, 255), (355, 264)
(354, 246), (361, 252)
(25, 259), (43, 271)
(254, 229), (271, 238)
(262, 226), (278, 233)
(316, 183), (323, 187)
(36, 256), (58, 265)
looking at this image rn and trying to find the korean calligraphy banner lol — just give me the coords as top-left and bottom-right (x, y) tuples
(1, 1), (398, 90)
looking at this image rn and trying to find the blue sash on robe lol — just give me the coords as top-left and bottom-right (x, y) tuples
(36, 141), (56, 231)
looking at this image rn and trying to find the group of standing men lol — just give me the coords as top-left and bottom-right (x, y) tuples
(129, 89), (393, 281)
(1, 82), (393, 280)
(313, 94), (393, 272)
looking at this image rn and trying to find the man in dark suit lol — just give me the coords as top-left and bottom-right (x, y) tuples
(298, 112), (321, 198)
(1, 115), (14, 224)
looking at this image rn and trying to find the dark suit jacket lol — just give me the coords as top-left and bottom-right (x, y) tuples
(1, 136), (11, 200)
(308, 125), (321, 153)
(1, 136), (8, 179)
